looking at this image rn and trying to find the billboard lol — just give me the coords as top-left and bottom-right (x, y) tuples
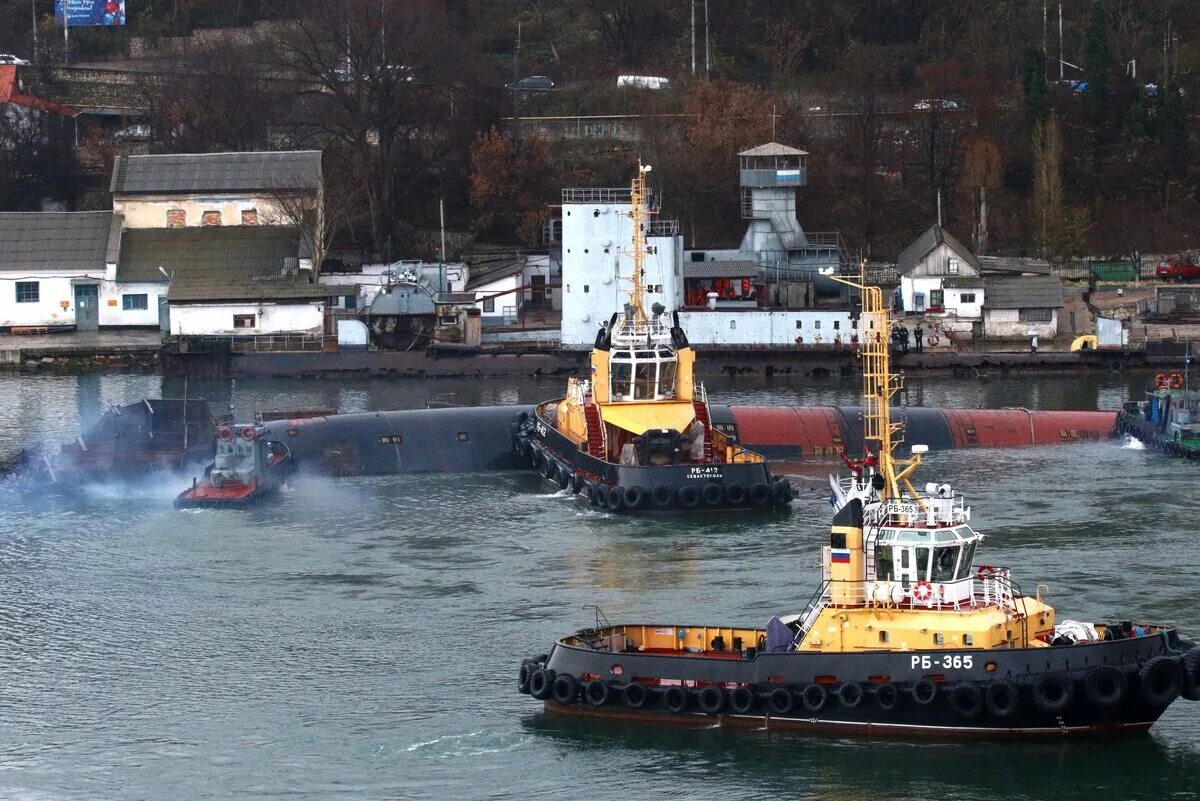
(55, 0), (127, 27)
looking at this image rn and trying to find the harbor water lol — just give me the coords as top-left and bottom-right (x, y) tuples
(0, 371), (1197, 800)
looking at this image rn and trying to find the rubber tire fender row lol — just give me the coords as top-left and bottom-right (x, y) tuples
(1182, 648), (1200, 702)
(529, 668), (555, 700)
(518, 661), (534, 694)
(768, 686), (794, 715)
(949, 682), (984, 718)
(984, 680), (1020, 718)
(677, 484), (701, 509)
(701, 482), (723, 507)
(1084, 665), (1128, 708)
(730, 685), (756, 714)
(911, 678), (938, 705)
(771, 478), (794, 505)
(530, 446), (546, 470)
(551, 673), (579, 705)
(722, 482), (747, 506)
(623, 485), (647, 509)
(650, 485), (674, 508)
(698, 686), (726, 715)
(605, 486), (625, 512)
(623, 682), (650, 709)
(1139, 655), (1184, 708)
(584, 679), (610, 707)
(837, 682), (865, 709)
(748, 482), (771, 507)
(1032, 672), (1075, 715)
(555, 462), (571, 490)
(801, 683), (827, 713)
(664, 686), (689, 714)
(874, 682), (900, 711)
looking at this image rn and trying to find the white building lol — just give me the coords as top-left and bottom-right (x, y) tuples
(897, 225), (984, 326)
(464, 252), (559, 325)
(0, 211), (166, 331)
(982, 275), (1063, 340)
(560, 186), (684, 347)
(110, 150), (323, 231)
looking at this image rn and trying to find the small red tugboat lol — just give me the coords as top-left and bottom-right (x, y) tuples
(175, 423), (294, 508)
(516, 268), (1200, 737)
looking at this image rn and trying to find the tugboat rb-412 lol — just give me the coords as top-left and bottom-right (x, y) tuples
(513, 163), (790, 513)
(517, 269), (1200, 736)
(176, 423), (293, 508)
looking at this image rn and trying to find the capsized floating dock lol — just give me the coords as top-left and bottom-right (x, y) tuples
(255, 405), (1117, 477)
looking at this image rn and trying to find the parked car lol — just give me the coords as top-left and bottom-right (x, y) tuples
(913, 98), (959, 110)
(506, 75), (554, 90)
(0, 54), (31, 66)
(1156, 260), (1200, 282)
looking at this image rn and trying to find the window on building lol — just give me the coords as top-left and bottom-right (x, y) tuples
(795, 320), (802, 329)
(202, 210), (222, 227)
(583, 285), (589, 294)
(233, 314), (256, 329)
(960, 293), (976, 304)
(122, 294), (148, 311)
(167, 209), (185, 228)
(241, 208), (259, 225)
(948, 257), (960, 274)
(343, 294), (356, 310)
(729, 319), (736, 330)
(814, 320), (821, 329)
(483, 298), (495, 313)
(1019, 308), (1053, 322)
(833, 320), (840, 330)
(15, 282), (39, 303)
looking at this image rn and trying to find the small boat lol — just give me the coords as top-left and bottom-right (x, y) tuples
(513, 163), (790, 513)
(1117, 371), (1200, 459)
(516, 269), (1200, 737)
(175, 423), (293, 508)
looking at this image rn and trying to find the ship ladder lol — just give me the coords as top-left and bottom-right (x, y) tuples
(692, 383), (714, 462)
(584, 402), (606, 458)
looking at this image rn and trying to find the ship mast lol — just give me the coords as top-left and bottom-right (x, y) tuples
(625, 163), (652, 328)
(831, 262), (924, 503)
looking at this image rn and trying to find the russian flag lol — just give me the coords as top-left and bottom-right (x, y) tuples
(831, 548), (851, 564)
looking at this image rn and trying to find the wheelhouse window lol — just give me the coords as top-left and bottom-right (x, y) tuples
(932, 546), (959, 582)
(914, 547), (931, 580)
(15, 282), (39, 303)
(875, 545), (895, 580)
(609, 347), (678, 402)
(956, 540), (978, 580)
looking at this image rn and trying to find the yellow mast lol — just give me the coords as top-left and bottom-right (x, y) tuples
(830, 262), (924, 503)
(625, 163), (651, 327)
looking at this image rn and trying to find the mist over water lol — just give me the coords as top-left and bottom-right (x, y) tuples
(0, 370), (1196, 800)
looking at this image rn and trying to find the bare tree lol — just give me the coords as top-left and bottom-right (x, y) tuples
(262, 152), (362, 271)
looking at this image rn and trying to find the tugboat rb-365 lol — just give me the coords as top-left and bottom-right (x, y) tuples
(513, 163), (790, 513)
(517, 268), (1200, 736)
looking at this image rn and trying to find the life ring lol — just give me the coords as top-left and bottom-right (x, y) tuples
(748, 482), (771, 506)
(1155, 373), (1170, 390)
(1171, 373), (1185, 389)
(623, 682), (650, 708)
(1084, 665), (1127, 708)
(801, 683), (827, 712)
(701, 482), (723, 506)
(722, 482), (747, 506)
(984, 680), (1019, 718)
(551, 673), (578, 705)
(911, 678), (938, 705)
(605, 486), (625, 512)
(730, 686), (756, 714)
(1032, 672), (1075, 714)
(623, 485), (647, 509)
(913, 581), (934, 603)
(584, 679), (610, 707)
(976, 565), (997, 580)
(837, 682), (865, 708)
(949, 682), (984, 718)
(1139, 655), (1184, 707)
(663, 686), (689, 714)
(650, 485), (674, 508)
(217, 426), (234, 442)
(1182, 648), (1200, 701)
(518, 661), (534, 694)
(529, 668), (555, 700)
(677, 484), (701, 509)
(240, 426), (257, 441)
(874, 682), (900, 711)
(698, 686), (726, 715)
(768, 687), (795, 715)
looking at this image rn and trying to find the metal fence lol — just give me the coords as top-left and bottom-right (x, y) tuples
(177, 334), (332, 353)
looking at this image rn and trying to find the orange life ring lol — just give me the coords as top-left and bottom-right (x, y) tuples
(1155, 373), (1170, 390)
(976, 564), (997, 580)
(1170, 373), (1185, 389)
(913, 581), (934, 602)
(217, 426), (234, 442)
(240, 426), (257, 441)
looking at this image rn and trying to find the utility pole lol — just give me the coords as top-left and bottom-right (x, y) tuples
(512, 22), (521, 143)
(31, 0), (38, 62)
(690, 0), (695, 76)
(439, 196), (446, 296)
(704, 0), (710, 76)
(1042, 1), (1047, 61)
(1058, 2), (1064, 80)
(62, 1), (69, 66)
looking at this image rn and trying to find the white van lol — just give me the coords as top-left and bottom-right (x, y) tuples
(617, 75), (670, 90)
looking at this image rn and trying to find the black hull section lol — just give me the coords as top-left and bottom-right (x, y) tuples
(1117, 409), (1200, 459)
(514, 409), (791, 513)
(520, 628), (1200, 738)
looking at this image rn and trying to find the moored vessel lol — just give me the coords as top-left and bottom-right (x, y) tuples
(513, 164), (789, 513)
(516, 269), (1200, 736)
(1118, 371), (1200, 459)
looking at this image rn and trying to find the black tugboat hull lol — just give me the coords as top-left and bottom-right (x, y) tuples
(1117, 408), (1200, 459)
(513, 409), (791, 513)
(521, 627), (1199, 738)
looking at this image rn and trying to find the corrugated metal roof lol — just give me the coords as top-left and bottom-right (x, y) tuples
(738, 142), (809, 157)
(683, 260), (759, 279)
(983, 275), (1064, 309)
(117, 226), (327, 302)
(110, 150), (322, 195)
(465, 259), (523, 289)
(897, 224), (980, 275)
(0, 211), (114, 274)
(978, 255), (1052, 275)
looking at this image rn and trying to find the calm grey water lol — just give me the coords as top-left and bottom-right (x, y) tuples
(0, 370), (1197, 800)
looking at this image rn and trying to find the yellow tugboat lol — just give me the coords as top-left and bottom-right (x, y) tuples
(513, 164), (790, 513)
(516, 268), (1200, 735)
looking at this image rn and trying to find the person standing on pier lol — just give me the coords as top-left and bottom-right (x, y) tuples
(914, 323), (924, 353)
